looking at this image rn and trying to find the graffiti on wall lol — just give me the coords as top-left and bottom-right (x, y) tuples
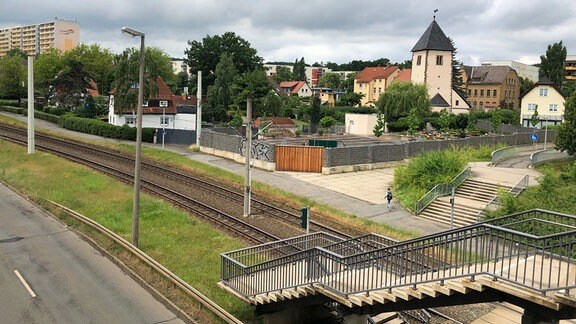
(239, 140), (273, 162)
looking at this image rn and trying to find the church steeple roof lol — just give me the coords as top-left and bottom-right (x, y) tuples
(411, 20), (455, 52)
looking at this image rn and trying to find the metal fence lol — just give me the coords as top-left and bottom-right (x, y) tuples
(414, 166), (471, 214)
(221, 209), (576, 300)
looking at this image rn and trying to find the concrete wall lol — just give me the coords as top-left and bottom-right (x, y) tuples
(200, 128), (557, 174)
(345, 113), (378, 135)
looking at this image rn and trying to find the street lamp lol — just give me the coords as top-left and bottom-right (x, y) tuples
(121, 26), (145, 247)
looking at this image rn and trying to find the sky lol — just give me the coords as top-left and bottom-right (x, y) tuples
(1, 0), (575, 67)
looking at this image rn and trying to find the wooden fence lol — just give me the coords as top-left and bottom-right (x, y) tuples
(275, 146), (323, 172)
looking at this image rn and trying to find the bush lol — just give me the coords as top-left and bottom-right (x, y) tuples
(59, 116), (154, 142)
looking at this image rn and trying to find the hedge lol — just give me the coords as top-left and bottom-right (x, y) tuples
(58, 115), (154, 142)
(0, 105), (24, 114)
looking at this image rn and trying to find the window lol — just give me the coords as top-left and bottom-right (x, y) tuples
(436, 55), (443, 65)
(468, 89), (472, 96)
(455, 100), (459, 106)
(143, 100), (149, 107)
(125, 116), (135, 125)
(373, 87), (377, 94)
(161, 116), (170, 126)
(480, 89), (484, 97)
(493, 89), (497, 97)
(359, 84), (362, 89)
(527, 103), (537, 111)
(549, 104), (558, 112)
(378, 87), (382, 93)
(486, 90), (490, 97)
(539, 88), (548, 96)
(474, 89), (478, 96)
(416, 55), (422, 66)
(480, 101), (484, 109)
(473, 101), (477, 108)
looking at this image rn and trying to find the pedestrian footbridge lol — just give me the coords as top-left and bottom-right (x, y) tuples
(219, 209), (576, 323)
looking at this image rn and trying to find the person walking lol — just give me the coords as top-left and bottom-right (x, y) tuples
(385, 188), (393, 212)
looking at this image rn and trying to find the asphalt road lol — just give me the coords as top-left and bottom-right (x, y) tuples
(0, 183), (184, 324)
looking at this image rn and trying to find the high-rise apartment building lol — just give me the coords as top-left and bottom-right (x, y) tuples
(0, 18), (79, 56)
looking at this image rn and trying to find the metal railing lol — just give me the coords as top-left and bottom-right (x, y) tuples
(476, 175), (529, 221)
(221, 209), (576, 302)
(414, 166), (471, 214)
(531, 149), (572, 167)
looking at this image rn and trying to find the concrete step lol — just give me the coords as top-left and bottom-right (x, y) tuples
(370, 311), (398, 323)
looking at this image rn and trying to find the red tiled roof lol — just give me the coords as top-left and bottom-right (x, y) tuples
(87, 79), (99, 96)
(279, 81), (307, 94)
(394, 69), (412, 82)
(142, 76), (198, 114)
(355, 66), (399, 83)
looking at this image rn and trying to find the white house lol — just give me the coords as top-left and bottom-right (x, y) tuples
(278, 81), (313, 97)
(520, 77), (565, 128)
(108, 76), (198, 131)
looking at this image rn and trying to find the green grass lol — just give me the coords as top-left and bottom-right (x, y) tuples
(0, 139), (253, 318)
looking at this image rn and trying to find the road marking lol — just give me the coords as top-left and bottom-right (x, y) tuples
(14, 270), (37, 298)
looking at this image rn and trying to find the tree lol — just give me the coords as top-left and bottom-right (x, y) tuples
(492, 109), (503, 134)
(232, 68), (273, 117)
(309, 95), (321, 132)
(376, 82), (430, 123)
(539, 41), (567, 89)
(555, 91), (576, 155)
(206, 53), (237, 122)
(65, 44), (115, 95)
(50, 58), (95, 110)
(519, 77), (535, 97)
(339, 92), (363, 107)
(530, 106), (540, 128)
(0, 54), (26, 103)
(438, 109), (451, 132)
(293, 57), (306, 81)
(343, 72), (357, 93)
(272, 66), (294, 83)
(318, 72), (342, 89)
(185, 32), (263, 91)
(319, 116), (336, 136)
(373, 112), (385, 137)
(449, 37), (465, 98)
(407, 108), (422, 136)
(34, 49), (65, 101)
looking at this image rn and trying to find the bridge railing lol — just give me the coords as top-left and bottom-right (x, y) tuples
(476, 175), (529, 221)
(221, 209), (576, 300)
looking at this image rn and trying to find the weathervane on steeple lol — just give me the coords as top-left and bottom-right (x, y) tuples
(433, 9), (438, 21)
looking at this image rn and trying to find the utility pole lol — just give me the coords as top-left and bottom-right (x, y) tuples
(27, 56), (34, 154)
(243, 98), (252, 217)
(196, 71), (202, 146)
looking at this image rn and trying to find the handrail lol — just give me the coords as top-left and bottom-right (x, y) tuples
(221, 209), (576, 301)
(476, 175), (529, 221)
(414, 166), (471, 215)
(47, 200), (243, 324)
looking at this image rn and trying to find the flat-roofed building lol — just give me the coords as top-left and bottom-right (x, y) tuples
(565, 55), (576, 81)
(0, 18), (79, 56)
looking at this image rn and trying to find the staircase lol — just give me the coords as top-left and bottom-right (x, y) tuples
(417, 179), (512, 227)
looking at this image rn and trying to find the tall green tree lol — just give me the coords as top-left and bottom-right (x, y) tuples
(50, 58), (95, 110)
(407, 107), (422, 136)
(231, 68), (272, 117)
(0, 54), (27, 103)
(376, 82), (430, 123)
(530, 106), (540, 128)
(449, 37), (465, 98)
(539, 41), (567, 89)
(185, 32), (263, 91)
(65, 44), (115, 94)
(293, 57), (307, 81)
(34, 48), (65, 100)
(519, 77), (535, 97)
(373, 112), (385, 137)
(318, 72), (342, 89)
(272, 66), (294, 83)
(112, 46), (173, 113)
(206, 53), (238, 122)
(555, 91), (576, 155)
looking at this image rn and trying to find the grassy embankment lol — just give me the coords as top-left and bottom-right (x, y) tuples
(0, 114), (420, 320)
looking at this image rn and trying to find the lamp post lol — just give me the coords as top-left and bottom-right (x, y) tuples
(121, 26), (145, 247)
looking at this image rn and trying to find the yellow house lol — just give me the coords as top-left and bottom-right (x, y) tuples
(520, 77), (565, 128)
(462, 65), (521, 110)
(353, 66), (400, 107)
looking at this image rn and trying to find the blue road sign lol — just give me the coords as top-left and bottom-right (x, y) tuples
(162, 129), (167, 136)
(530, 133), (538, 142)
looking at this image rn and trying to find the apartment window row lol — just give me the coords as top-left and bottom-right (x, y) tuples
(527, 103), (558, 112)
(468, 89), (498, 98)
(125, 116), (173, 126)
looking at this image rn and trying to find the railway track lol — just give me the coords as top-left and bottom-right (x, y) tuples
(0, 124), (354, 242)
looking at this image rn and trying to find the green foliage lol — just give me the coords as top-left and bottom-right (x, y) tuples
(272, 66), (293, 83)
(407, 108), (422, 135)
(376, 82), (430, 122)
(519, 77), (535, 97)
(438, 109), (452, 132)
(555, 90), (576, 155)
(231, 68), (272, 116)
(206, 53), (238, 122)
(34, 48), (65, 99)
(310, 95), (321, 125)
(539, 41), (567, 89)
(59, 115), (154, 142)
(373, 112), (385, 137)
(0, 54), (26, 101)
(394, 147), (468, 207)
(65, 43), (116, 95)
(318, 72), (342, 89)
(292, 57), (307, 81)
(530, 106), (539, 128)
(491, 109), (503, 134)
(185, 32), (263, 90)
(319, 116), (336, 129)
(339, 92), (364, 107)
(50, 58), (95, 110)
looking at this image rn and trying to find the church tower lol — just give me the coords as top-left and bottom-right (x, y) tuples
(410, 19), (469, 113)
